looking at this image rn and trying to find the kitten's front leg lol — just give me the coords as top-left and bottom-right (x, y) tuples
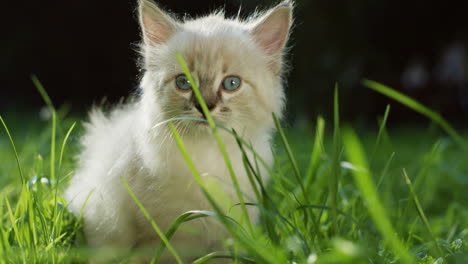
(81, 189), (137, 262)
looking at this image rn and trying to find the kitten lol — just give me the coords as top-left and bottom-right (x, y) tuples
(65, 0), (292, 261)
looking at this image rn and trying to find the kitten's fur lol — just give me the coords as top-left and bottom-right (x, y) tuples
(65, 0), (292, 261)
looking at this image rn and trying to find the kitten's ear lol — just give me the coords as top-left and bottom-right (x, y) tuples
(139, 0), (178, 45)
(251, 2), (293, 56)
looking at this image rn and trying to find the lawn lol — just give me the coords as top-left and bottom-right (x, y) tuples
(0, 81), (467, 263)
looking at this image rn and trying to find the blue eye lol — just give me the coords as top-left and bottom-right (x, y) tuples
(222, 76), (241, 91)
(175, 74), (192, 91)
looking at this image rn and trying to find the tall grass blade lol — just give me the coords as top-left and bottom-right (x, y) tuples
(363, 79), (467, 149)
(305, 116), (325, 190)
(0, 115), (24, 184)
(27, 191), (38, 249)
(170, 124), (287, 263)
(31, 74), (58, 181)
(343, 127), (414, 264)
(31, 74), (55, 111)
(240, 153), (262, 202)
(50, 111), (57, 181)
(272, 113), (321, 242)
(59, 122), (76, 168)
(371, 104), (391, 163)
(377, 152), (395, 189)
(402, 169), (443, 256)
(272, 113), (304, 195)
(121, 178), (184, 264)
(330, 84), (341, 235)
(5, 198), (22, 247)
(176, 53), (253, 233)
(151, 210), (216, 263)
(232, 129), (263, 202)
(192, 251), (255, 264)
(168, 123), (231, 218)
(0, 199), (6, 255)
(413, 141), (441, 191)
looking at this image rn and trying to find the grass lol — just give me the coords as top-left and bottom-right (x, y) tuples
(0, 76), (467, 263)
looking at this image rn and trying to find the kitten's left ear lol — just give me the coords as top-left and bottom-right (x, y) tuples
(139, 0), (178, 45)
(251, 1), (293, 56)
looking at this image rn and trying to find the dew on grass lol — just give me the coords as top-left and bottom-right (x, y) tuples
(333, 238), (361, 256)
(307, 253), (317, 263)
(28, 175), (51, 190)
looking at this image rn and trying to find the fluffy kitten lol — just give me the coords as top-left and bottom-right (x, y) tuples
(65, 0), (292, 261)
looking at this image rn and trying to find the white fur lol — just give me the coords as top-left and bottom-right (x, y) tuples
(65, 0), (292, 261)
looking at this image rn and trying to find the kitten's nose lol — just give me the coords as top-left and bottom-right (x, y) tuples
(194, 102), (216, 116)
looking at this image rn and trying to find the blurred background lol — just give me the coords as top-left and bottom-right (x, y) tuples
(1, 0), (468, 125)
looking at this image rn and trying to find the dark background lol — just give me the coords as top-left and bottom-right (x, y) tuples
(2, 0), (468, 124)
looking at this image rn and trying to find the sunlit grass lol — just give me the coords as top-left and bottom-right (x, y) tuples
(0, 77), (467, 263)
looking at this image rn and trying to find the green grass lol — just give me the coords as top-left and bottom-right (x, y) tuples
(1, 77), (467, 263)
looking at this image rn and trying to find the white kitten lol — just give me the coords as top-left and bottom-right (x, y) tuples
(65, 0), (292, 261)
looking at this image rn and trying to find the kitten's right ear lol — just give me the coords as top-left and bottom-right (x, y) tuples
(139, 0), (178, 45)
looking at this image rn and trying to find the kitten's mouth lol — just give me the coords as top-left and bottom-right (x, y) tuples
(194, 117), (221, 128)
(178, 115), (223, 129)
(195, 116), (210, 125)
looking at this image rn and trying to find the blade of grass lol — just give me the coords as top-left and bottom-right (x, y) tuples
(413, 140), (441, 191)
(232, 130), (262, 202)
(121, 178), (184, 264)
(231, 130), (287, 245)
(330, 84), (341, 235)
(371, 104), (391, 164)
(0, 204), (7, 261)
(67, 190), (94, 245)
(376, 152), (395, 189)
(170, 123), (287, 263)
(59, 122), (76, 169)
(273, 113), (321, 243)
(50, 204), (66, 250)
(151, 211), (247, 264)
(53, 121), (77, 236)
(192, 251), (255, 264)
(27, 190), (38, 249)
(31, 74), (55, 111)
(241, 156), (262, 202)
(151, 211), (215, 264)
(296, 204), (359, 225)
(272, 113), (304, 195)
(343, 127), (414, 264)
(402, 168), (443, 256)
(363, 79), (467, 149)
(31, 74), (57, 181)
(5, 198), (22, 247)
(305, 116), (325, 190)
(44, 232), (68, 252)
(31, 75), (62, 240)
(49, 111), (59, 240)
(0, 115), (24, 184)
(176, 53), (253, 233)
(169, 122), (231, 219)
(50, 111), (57, 182)
(31, 192), (51, 245)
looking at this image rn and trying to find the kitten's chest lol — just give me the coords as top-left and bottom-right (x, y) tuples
(163, 138), (242, 187)
(157, 135), (271, 197)
(134, 139), (245, 233)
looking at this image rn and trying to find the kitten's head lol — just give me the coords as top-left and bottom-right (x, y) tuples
(138, 0), (293, 137)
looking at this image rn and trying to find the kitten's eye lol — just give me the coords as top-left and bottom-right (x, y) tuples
(222, 76), (241, 91)
(175, 74), (192, 91)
